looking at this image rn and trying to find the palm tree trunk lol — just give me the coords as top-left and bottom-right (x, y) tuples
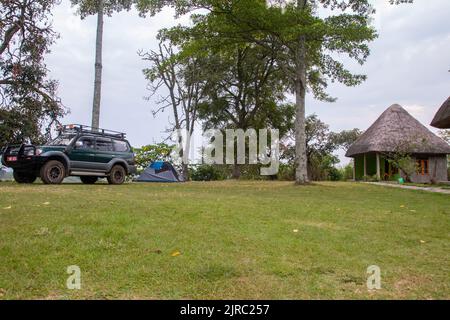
(91, 0), (104, 129)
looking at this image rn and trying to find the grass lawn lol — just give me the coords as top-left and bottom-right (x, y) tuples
(0, 181), (449, 299)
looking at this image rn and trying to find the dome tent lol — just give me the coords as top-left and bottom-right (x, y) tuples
(136, 161), (183, 183)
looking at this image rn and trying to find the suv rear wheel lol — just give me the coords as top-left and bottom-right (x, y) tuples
(40, 160), (65, 184)
(13, 171), (37, 184)
(80, 176), (98, 184)
(107, 165), (126, 185)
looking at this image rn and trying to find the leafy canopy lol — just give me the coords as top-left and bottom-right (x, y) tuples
(170, 0), (377, 101)
(0, 0), (65, 146)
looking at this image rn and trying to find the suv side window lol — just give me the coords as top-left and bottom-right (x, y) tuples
(95, 138), (114, 152)
(76, 136), (95, 150)
(113, 140), (129, 152)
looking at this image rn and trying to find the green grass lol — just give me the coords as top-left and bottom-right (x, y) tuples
(0, 181), (449, 299)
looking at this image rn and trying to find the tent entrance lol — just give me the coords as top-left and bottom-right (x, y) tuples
(136, 161), (183, 183)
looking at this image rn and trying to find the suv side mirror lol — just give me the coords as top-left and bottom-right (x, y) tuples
(75, 141), (83, 148)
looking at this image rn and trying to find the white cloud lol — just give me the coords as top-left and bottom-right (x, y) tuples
(403, 104), (426, 117)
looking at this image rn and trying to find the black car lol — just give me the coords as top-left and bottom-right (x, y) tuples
(1, 124), (136, 185)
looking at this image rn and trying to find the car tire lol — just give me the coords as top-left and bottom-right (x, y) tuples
(13, 171), (37, 184)
(107, 165), (126, 185)
(80, 176), (98, 184)
(40, 160), (65, 184)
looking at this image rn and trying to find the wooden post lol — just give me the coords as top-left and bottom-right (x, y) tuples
(363, 154), (367, 178)
(376, 153), (381, 180)
(353, 158), (356, 181)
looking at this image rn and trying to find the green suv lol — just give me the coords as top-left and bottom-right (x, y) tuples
(1, 124), (136, 185)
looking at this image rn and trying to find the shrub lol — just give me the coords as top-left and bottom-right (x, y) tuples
(238, 164), (267, 180)
(328, 167), (343, 181)
(277, 163), (295, 181)
(342, 164), (354, 180)
(190, 164), (228, 181)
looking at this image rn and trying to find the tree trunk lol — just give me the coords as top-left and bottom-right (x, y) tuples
(294, 65), (308, 184)
(182, 163), (189, 181)
(181, 129), (191, 181)
(91, 0), (104, 129)
(294, 0), (309, 185)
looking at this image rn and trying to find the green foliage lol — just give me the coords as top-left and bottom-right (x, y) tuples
(277, 163), (295, 181)
(308, 153), (340, 181)
(0, 0), (65, 146)
(190, 164), (228, 181)
(341, 163), (354, 181)
(194, 43), (289, 132)
(327, 167), (342, 181)
(382, 139), (422, 182)
(171, 0), (377, 100)
(280, 114), (361, 181)
(133, 143), (174, 172)
(71, 0), (187, 18)
(330, 128), (363, 151)
(138, 0), (375, 183)
(70, 0), (135, 18)
(362, 174), (380, 182)
(388, 155), (418, 182)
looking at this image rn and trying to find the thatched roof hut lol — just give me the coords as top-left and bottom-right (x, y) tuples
(431, 97), (450, 129)
(346, 104), (450, 183)
(346, 104), (450, 157)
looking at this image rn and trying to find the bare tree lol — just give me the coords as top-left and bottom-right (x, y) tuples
(140, 35), (207, 180)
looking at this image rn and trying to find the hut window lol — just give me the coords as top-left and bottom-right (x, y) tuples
(416, 159), (429, 175)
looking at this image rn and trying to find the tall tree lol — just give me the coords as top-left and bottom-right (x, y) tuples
(92, 0), (104, 130)
(70, 0), (165, 129)
(140, 31), (208, 179)
(150, 0), (376, 184)
(71, 0), (126, 129)
(0, 0), (64, 146)
(194, 43), (289, 178)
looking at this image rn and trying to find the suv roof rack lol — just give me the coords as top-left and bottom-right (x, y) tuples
(58, 124), (126, 139)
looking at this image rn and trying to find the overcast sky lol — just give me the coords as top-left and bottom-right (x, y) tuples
(46, 0), (450, 163)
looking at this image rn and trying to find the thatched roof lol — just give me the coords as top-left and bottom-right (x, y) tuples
(346, 104), (450, 157)
(431, 96), (450, 129)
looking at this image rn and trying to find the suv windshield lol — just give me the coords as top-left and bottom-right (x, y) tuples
(48, 134), (76, 146)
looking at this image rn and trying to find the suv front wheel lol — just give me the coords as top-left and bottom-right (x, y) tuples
(40, 160), (65, 184)
(107, 165), (126, 185)
(13, 171), (37, 184)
